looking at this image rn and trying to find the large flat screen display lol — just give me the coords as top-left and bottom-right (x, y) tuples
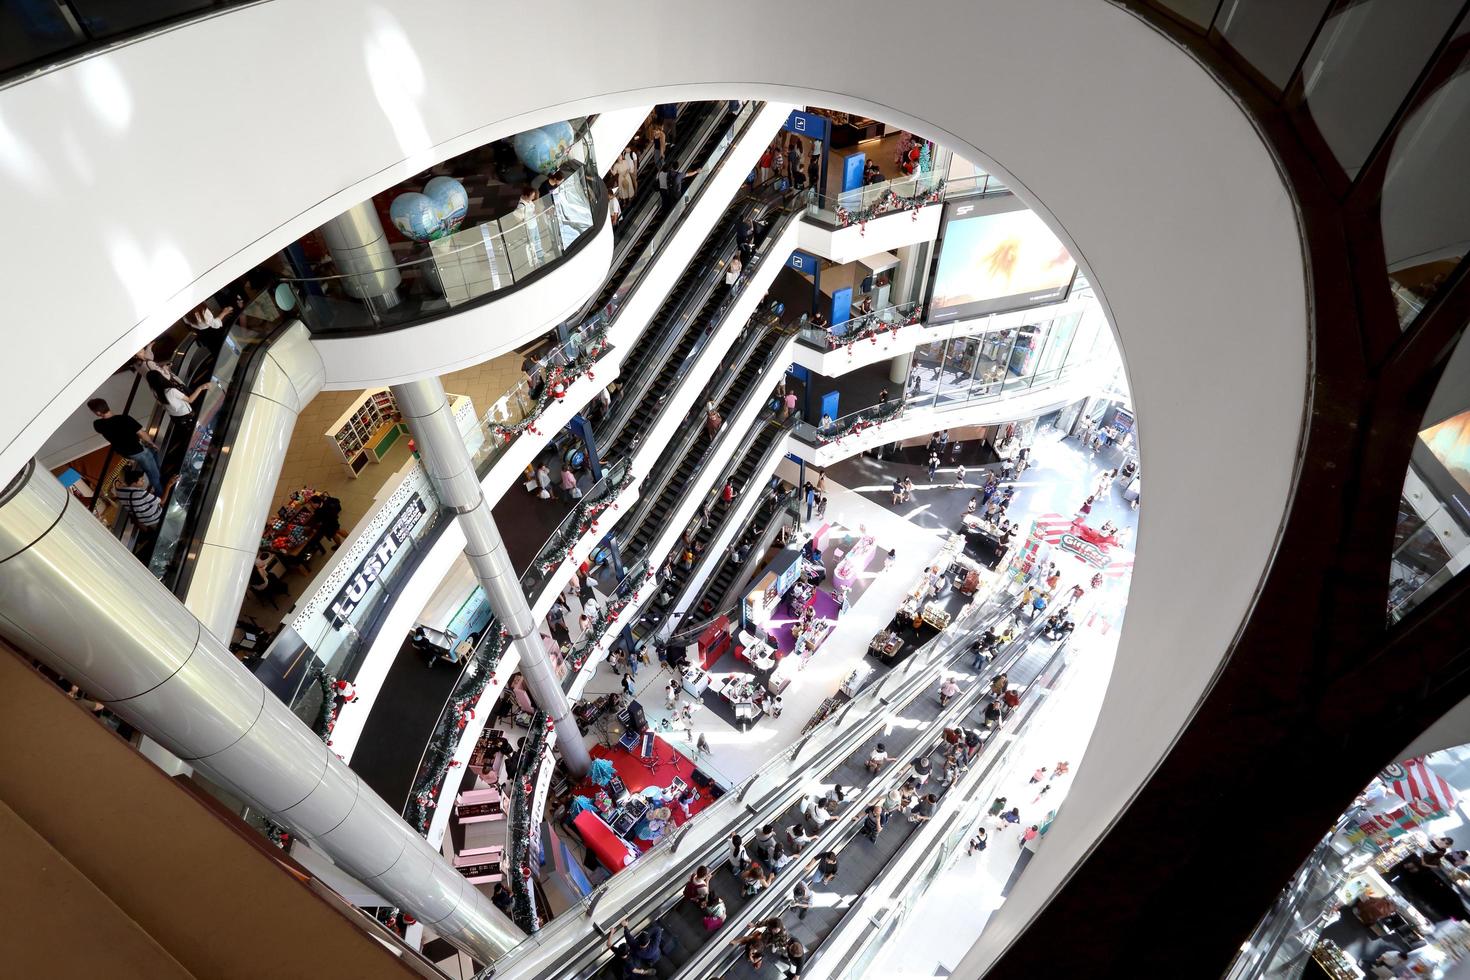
(1419, 408), (1470, 497)
(1412, 406), (1470, 535)
(929, 202), (1076, 323)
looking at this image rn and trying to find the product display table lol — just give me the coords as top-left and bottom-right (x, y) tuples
(834, 534), (877, 590)
(710, 671), (762, 723)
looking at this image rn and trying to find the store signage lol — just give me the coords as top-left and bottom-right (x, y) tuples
(1058, 532), (1109, 569)
(786, 250), (817, 274)
(784, 110), (830, 140)
(327, 493), (428, 629)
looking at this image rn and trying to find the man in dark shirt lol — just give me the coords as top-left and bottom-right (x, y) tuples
(89, 398), (162, 493)
(619, 917), (673, 977)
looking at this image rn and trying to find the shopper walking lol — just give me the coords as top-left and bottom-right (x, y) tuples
(816, 492), (828, 519)
(927, 453), (940, 481)
(954, 463), (967, 487)
(790, 880), (812, 920)
(861, 803), (884, 842)
(89, 399), (163, 493)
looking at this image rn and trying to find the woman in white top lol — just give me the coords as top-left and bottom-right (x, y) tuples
(724, 255), (743, 289)
(184, 305), (233, 333)
(145, 370), (208, 419)
(729, 833), (749, 871)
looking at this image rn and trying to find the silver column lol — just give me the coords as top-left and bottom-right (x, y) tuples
(0, 461), (519, 963)
(390, 377), (592, 778)
(320, 201), (403, 306)
(889, 351), (914, 385)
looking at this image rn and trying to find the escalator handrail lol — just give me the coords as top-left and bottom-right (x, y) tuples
(496, 594), (1018, 978)
(614, 316), (781, 540)
(153, 307), (297, 597)
(576, 100), (765, 349)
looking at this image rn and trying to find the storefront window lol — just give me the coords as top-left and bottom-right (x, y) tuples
(1388, 320), (1470, 624)
(936, 336), (977, 409)
(1001, 324), (1047, 393)
(910, 340), (946, 409)
(1036, 313), (1080, 382)
(1378, 26), (1470, 329)
(1225, 747), (1470, 980)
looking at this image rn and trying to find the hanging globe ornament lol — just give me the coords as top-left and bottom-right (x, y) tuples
(424, 176), (469, 233)
(389, 192), (445, 242)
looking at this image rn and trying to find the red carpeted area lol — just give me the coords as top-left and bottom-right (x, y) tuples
(576, 735), (712, 854)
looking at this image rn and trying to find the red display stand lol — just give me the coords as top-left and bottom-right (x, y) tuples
(695, 616), (731, 670)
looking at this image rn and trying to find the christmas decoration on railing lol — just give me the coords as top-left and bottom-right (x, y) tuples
(815, 400), (905, 447)
(487, 324), (610, 440)
(508, 713), (550, 933)
(263, 819), (293, 850)
(833, 179), (945, 233)
(403, 628), (511, 835)
(825, 306), (924, 355)
(563, 587), (641, 673)
(533, 469), (638, 575)
(309, 666), (339, 743)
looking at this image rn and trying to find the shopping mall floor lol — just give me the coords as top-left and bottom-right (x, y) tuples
(577, 428), (1131, 789)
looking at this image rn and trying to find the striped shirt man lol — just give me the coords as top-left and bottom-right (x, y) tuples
(115, 483), (163, 527)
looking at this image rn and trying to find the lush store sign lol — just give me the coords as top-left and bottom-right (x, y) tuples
(327, 494), (427, 628)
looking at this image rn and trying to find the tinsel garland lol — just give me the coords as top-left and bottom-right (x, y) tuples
(815, 400), (905, 446)
(534, 470), (638, 575)
(834, 179), (945, 233)
(404, 627), (511, 834)
(509, 713), (552, 932)
(824, 306), (924, 354)
(490, 327), (609, 440)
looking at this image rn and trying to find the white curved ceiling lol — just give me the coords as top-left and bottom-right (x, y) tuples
(0, 0), (1308, 969)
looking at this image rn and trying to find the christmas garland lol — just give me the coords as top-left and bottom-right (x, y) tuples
(533, 469), (638, 575)
(815, 400), (905, 446)
(824, 305), (924, 354)
(834, 178), (945, 233)
(509, 713), (552, 933)
(490, 324), (610, 440)
(310, 666), (339, 742)
(404, 627), (511, 834)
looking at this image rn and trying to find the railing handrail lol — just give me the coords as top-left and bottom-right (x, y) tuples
(486, 591), (1020, 976)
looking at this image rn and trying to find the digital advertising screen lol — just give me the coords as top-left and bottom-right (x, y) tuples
(1412, 406), (1470, 533)
(928, 201), (1076, 323)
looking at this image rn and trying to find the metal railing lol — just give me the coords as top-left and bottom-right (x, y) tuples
(796, 301), (925, 351)
(806, 169), (946, 226)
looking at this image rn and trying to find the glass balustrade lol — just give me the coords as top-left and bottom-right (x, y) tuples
(284, 127), (603, 337)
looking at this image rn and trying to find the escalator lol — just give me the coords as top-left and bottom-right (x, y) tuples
(595, 195), (761, 461)
(635, 416), (789, 639)
(681, 484), (786, 628)
(581, 102), (728, 318)
(614, 318), (788, 566)
(571, 597), (1057, 980)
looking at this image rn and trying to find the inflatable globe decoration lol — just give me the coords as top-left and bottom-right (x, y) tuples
(513, 121), (576, 175)
(424, 176), (469, 233)
(389, 192), (444, 242)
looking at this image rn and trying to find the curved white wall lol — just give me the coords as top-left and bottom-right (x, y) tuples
(0, 0), (1308, 969)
